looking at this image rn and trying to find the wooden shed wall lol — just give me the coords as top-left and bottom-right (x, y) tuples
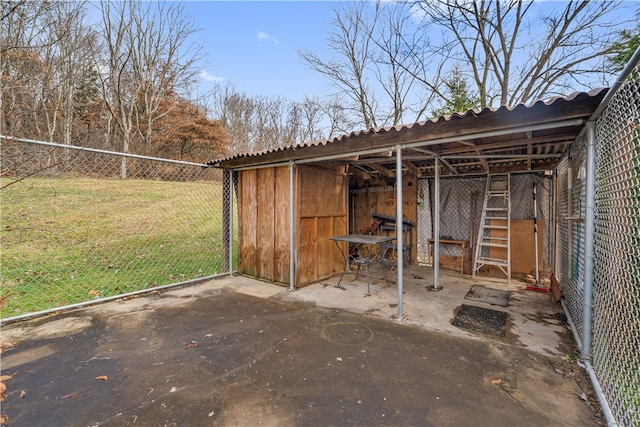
(297, 165), (348, 284)
(238, 164), (347, 286)
(238, 167), (290, 283)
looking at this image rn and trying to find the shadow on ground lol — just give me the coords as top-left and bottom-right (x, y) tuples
(0, 273), (601, 426)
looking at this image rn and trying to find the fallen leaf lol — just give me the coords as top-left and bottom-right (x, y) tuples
(491, 379), (502, 385)
(185, 341), (198, 349)
(20, 389), (26, 398)
(0, 413), (8, 425)
(94, 375), (109, 381)
(0, 375), (13, 382)
(0, 342), (14, 355)
(0, 383), (6, 393)
(88, 290), (100, 297)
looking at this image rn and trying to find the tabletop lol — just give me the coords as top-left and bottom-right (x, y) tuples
(330, 234), (396, 245)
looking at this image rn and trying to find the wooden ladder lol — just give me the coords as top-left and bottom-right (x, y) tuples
(473, 174), (511, 283)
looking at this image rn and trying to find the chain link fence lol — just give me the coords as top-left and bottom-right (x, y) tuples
(0, 137), (237, 322)
(556, 71), (640, 423)
(417, 174), (552, 270)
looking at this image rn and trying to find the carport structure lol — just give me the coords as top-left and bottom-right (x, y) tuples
(210, 88), (606, 320)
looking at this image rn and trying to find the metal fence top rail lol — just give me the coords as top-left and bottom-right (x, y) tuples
(0, 135), (214, 168)
(588, 44), (640, 124)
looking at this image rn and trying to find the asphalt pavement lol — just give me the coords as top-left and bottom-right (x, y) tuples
(0, 276), (601, 426)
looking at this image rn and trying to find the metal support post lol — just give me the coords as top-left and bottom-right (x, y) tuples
(396, 146), (404, 319)
(434, 159), (440, 289)
(228, 170), (234, 274)
(581, 123), (596, 358)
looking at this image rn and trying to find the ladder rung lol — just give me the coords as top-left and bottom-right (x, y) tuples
(475, 257), (509, 266)
(480, 224), (508, 230)
(485, 207), (508, 212)
(479, 236), (508, 241)
(479, 242), (509, 248)
(485, 216), (508, 220)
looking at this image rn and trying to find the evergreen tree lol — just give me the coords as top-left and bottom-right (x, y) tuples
(431, 68), (480, 118)
(608, 11), (640, 73)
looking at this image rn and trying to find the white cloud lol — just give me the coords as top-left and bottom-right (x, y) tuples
(257, 31), (280, 45)
(199, 70), (224, 83)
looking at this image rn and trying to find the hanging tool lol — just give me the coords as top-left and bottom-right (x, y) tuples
(526, 181), (550, 292)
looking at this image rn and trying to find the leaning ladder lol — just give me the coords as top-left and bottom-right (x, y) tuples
(473, 174), (511, 283)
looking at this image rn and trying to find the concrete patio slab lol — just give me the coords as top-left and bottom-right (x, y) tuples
(0, 268), (602, 426)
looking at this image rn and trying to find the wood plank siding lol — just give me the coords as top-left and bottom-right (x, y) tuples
(238, 164), (347, 286)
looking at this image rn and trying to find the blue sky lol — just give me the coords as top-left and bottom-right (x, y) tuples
(185, 0), (638, 106)
(186, 1), (336, 102)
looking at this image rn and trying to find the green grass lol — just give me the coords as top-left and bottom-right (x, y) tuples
(1, 177), (237, 318)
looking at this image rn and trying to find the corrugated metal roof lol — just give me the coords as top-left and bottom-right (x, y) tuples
(210, 88), (607, 176)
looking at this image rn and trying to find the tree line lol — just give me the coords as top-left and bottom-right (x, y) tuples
(1, 0), (638, 170)
(2, 0), (227, 174)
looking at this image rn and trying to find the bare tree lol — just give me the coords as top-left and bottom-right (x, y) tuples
(129, 1), (204, 151)
(209, 83), (339, 151)
(294, 96), (326, 143)
(1, 0), (57, 136)
(300, 2), (378, 129)
(96, 0), (203, 178)
(414, 0), (627, 108)
(97, 0), (137, 178)
(35, 2), (94, 145)
(209, 83), (256, 153)
(300, 2), (440, 129)
(369, 2), (438, 125)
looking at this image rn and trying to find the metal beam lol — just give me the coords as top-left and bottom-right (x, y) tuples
(412, 147), (459, 175)
(442, 153), (562, 159)
(436, 134), (576, 156)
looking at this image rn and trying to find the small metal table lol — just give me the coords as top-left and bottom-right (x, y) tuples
(330, 234), (396, 295)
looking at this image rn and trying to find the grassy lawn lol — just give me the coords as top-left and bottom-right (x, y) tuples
(1, 177), (236, 318)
